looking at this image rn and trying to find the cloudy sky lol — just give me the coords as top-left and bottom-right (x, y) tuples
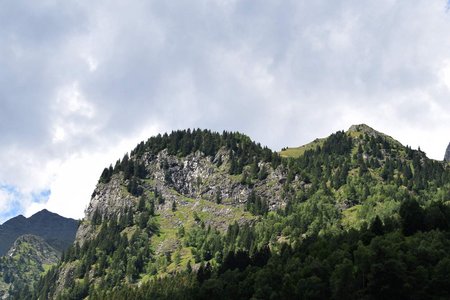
(1, 0), (450, 223)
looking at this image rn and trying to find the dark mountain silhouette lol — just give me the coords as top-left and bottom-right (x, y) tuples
(0, 209), (78, 256)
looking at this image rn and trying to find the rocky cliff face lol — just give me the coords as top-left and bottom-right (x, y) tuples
(445, 142), (450, 162)
(77, 147), (292, 244)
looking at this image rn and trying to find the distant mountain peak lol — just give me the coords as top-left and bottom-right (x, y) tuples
(348, 123), (373, 130)
(346, 124), (403, 148)
(445, 142), (450, 162)
(30, 208), (57, 218)
(0, 209), (78, 256)
(347, 124), (380, 136)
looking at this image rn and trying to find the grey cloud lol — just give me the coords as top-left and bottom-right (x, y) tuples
(1, 0), (450, 220)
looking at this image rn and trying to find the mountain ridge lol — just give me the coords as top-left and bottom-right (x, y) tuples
(280, 123), (400, 158)
(26, 126), (450, 299)
(0, 209), (78, 256)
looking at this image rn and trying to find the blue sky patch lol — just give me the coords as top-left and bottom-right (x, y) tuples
(0, 184), (51, 224)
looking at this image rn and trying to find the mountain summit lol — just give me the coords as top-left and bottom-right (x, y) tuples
(347, 123), (380, 135)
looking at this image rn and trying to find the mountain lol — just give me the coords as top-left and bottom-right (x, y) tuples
(0, 210), (78, 299)
(0, 209), (78, 256)
(0, 235), (60, 299)
(445, 142), (450, 162)
(29, 127), (450, 299)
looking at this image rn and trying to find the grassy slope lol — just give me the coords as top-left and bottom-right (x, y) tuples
(280, 138), (325, 158)
(148, 190), (255, 278)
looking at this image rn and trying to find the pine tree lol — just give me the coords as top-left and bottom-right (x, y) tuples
(172, 200), (177, 212)
(215, 189), (222, 204)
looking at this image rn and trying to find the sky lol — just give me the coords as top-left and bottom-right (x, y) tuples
(1, 0), (450, 223)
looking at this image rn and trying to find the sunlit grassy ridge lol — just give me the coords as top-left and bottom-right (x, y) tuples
(280, 138), (325, 158)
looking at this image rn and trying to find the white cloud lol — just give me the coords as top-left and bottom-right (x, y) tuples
(0, 189), (13, 212)
(439, 59), (450, 90)
(55, 82), (95, 118)
(1, 0), (450, 221)
(25, 124), (162, 220)
(81, 53), (98, 72)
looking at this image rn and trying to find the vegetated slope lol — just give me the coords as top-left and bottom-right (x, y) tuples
(0, 235), (60, 299)
(32, 126), (450, 299)
(0, 209), (78, 256)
